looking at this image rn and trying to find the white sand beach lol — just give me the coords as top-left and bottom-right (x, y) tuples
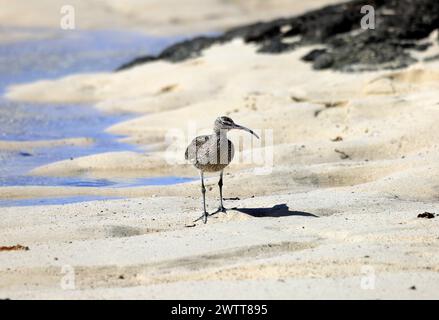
(1, 0), (439, 299)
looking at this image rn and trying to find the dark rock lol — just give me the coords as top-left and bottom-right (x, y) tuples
(417, 212), (435, 219)
(424, 54), (439, 62)
(258, 37), (298, 54)
(302, 49), (328, 62)
(313, 53), (334, 69)
(117, 0), (439, 72)
(116, 36), (225, 70)
(116, 55), (157, 71)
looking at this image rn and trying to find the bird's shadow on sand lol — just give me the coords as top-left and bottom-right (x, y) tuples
(229, 204), (319, 218)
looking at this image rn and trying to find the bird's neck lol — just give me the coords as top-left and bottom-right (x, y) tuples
(214, 128), (228, 140)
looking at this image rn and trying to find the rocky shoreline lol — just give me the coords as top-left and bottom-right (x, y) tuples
(118, 0), (439, 72)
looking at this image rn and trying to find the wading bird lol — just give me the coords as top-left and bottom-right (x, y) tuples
(185, 116), (259, 223)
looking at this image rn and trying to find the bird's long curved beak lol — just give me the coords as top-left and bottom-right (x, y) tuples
(233, 124), (260, 139)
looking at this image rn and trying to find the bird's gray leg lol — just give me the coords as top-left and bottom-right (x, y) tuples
(194, 171), (209, 223)
(201, 171), (207, 215)
(211, 170), (227, 216)
(218, 170), (226, 213)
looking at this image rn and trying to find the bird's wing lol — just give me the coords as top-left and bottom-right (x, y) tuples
(185, 135), (210, 162)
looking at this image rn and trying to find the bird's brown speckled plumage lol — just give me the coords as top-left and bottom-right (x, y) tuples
(185, 133), (234, 172)
(185, 116), (259, 223)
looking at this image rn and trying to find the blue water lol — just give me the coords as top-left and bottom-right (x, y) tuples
(0, 28), (194, 205)
(0, 28), (180, 93)
(0, 195), (121, 208)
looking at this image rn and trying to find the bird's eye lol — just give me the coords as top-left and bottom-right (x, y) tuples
(221, 116), (233, 123)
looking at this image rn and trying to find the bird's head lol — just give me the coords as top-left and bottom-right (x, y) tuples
(214, 116), (259, 139)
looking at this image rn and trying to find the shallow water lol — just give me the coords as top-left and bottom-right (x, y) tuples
(0, 195), (121, 208)
(0, 28), (180, 93)
(0, 28), (194, 204)
(0, 100), (135, 185)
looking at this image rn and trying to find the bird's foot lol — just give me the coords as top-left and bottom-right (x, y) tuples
(194, 212), (209, 224)
(211, 205), (227, 216)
